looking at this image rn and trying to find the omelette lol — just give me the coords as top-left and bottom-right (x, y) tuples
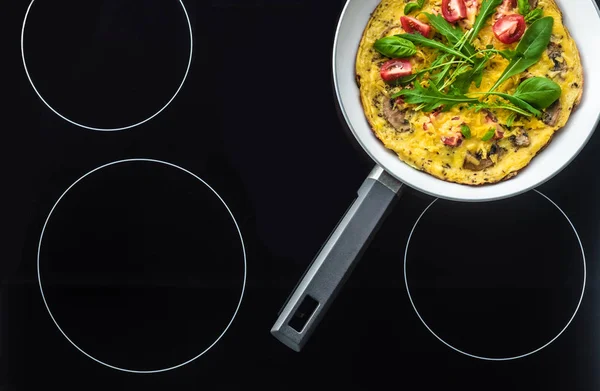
(356, 0), (583, 185)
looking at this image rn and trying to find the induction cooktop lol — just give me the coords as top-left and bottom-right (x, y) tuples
(3, 0), (600, 390)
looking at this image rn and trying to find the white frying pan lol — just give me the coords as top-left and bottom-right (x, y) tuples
(271, 0), (600, 351)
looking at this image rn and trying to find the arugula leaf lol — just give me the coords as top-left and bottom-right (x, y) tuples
(470, 55), (489, 87)
(506, 112), (517, 127)
(429, 53), (451, 68)
(471, 57), (488, 87)
(471, 102), (533, 117)
(484, 91), (542, 117)
(525, 8), (544, 24)
(453, 72), (473, 93)
(430, 61), (454, 88)
(419, 58), (468, 75)
(479, 48), (520, 60)
(426, 53), (452, 87)
(441, 63), (472, 90)
(454, 54), (490, 93)
(461, 124), (472, 139)
(424, 13), (476, 56)
(424, 13), (462, 43)
(390, 58), (467, 87)
(397, 33), (475, 63)
(391, 82), (478, 112)
(481, 128), (496, 141)
(517, 0), (530, 15)
(513, 77), (562, 109)
(410, 15), (477, 89)
(498, 49), (520, 60)
(374, 36), (417, 58)
(404, 3), (421, 14)
(418, 0), (425, 7)
(469, 0), (503, 43)
(488, 16), (554, 93)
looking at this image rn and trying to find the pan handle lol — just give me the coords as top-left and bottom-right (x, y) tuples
(270, 165), (404, 351)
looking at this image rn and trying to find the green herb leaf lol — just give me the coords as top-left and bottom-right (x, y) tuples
(424, 13), (476, 56)
(426, 53), (452, 87)
(417, 59), (468, 77)
(483, 91), (542, 117)
(525, 8), (543, 23)
(405, 0), (426, 15)
(374, 36), (417, 58)
(430, 61), (454, 87)
(442, 64), (472, 90)
(429, 53), (451, 68)
(517, 0), (530, 15)
(482, 128), (496, 141)
(454, 55), (490, 93)
(498, 49), (520, 60)
(488, 16), (554, 93)
(388, 74), (419, 87)
(470, 55), (490, 87)
(404, 2), (421, 15)
(453, 73), (473, 93)
(471, 102), (533, 117)
(423, 13), (462, 43)
(471, 58), (488, 88)
(506, 112), (517, 127)
(469, 0), (503, 43)
(480, 48), (520, 59)
(461, 124), (472, 139)
(513, 77), (562, 109)
(397, 33), (475, 63)
(391, 81), (479, 111)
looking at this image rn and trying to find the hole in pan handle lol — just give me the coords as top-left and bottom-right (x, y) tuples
(270, 166), (404, 351)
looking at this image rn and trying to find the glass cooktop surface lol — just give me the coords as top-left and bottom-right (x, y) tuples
(3, 0), (600, 390)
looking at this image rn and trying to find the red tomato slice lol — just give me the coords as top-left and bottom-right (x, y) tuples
(400, 16), (432, 37)
(442, 0), (467, 23)
(493, 14), (526, 44)
(441, 135), (463, 147)
(380, 59), (413, 82)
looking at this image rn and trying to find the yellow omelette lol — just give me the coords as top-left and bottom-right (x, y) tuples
(356, 0), (583, 185)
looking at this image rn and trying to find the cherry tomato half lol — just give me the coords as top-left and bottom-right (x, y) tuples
(400, 16), (432, 37)
(380, 59), (413, 82)
(493, 14), (526, 44)
(442, 0), (467, 23)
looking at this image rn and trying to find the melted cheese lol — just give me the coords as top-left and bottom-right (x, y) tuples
(356, 0), (583, 185)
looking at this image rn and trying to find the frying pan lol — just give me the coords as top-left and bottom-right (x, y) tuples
(271, 0), (600, 352)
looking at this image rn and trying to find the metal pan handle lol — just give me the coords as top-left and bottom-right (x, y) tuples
(270, 165), (404, 351)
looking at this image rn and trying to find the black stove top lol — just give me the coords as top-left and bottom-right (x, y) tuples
(3, 0), (600, 389)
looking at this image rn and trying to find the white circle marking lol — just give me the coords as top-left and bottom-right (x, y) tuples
(21, 1), (193, 132)
(403, 190), (586, 361)
(37, 158), (247, 373)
